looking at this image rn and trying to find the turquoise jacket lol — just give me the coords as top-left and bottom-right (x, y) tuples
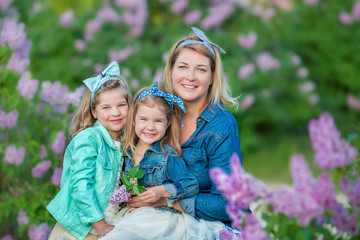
(46, 121), (123, 240)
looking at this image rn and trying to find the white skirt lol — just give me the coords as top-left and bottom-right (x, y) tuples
(100, 207), (225, 240)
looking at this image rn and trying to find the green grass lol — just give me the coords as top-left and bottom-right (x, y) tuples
(242, 135), (319, 185)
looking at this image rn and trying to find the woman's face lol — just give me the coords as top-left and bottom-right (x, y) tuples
(171, 48), (212, 105)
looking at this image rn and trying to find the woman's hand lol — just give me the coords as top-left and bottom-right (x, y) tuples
(92, 219), (114, 237)
(127, 195), (167, 208)
(137, 185), (168, 203)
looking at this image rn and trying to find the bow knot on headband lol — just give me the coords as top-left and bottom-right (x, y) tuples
(135, 82), (186, 114)
(83, 61), (125, 105)
(175, 27), (226, 59)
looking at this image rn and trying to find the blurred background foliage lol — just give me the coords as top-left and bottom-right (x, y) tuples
(1, 0), (360, 238)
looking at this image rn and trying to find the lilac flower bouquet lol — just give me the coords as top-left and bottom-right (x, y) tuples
(211, 113), (359, 240)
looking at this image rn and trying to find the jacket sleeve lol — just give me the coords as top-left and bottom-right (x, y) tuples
(69, 131), (105, 225)
(164, 152), (199, 202)
(195, 117), (243, 221)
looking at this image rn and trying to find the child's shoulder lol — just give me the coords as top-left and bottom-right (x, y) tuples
(72, 126), (102, 142)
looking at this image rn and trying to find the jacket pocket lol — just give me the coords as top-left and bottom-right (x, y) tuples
(140, 164), (164, 186)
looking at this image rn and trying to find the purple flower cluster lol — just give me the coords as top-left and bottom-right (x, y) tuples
(0, 110), (18, 129)
(31, 160), (52, 178)
(241, 215), (268, 240)
(108, 46), (135, 63)
(308, 113), (358, 169)
(3, 145), (25, 165)
(59, 9), (74, 28)
(202, 2), (234, 29)
(51, 168), (62, 187)
(0, 19), (26, 49)
(16, 71), (39, 100)
(256, 52), (280, 72)
(27, 223), (51, 240)
(17, 210), (29, 225)
(0, 235), (13, 240)
(339, 1), (360, 25)
(109, 185), (131, 204)
(51, 131), (66, 155)
(0, 0), (14, 11)
(340, 177), (360, 215)
(115, 0), (148, 36)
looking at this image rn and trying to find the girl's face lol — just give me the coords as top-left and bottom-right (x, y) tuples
(171, 48), (213, 105)
(134, 104), (169, 149)
(92, 88), (129, 140)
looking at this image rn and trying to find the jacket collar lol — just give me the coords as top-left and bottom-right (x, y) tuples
(94, 120), (117, 149)
(199, 102), (222, 123)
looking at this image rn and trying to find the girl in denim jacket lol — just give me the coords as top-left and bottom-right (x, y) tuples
(46, 62), (131, 240)
(101, 82), (224, 239)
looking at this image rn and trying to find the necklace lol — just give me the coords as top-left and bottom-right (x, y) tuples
(180, 115), (197, 128)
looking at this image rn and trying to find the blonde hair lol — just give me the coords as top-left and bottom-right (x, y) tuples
(163, 33), (238, 109)
(69, 77), (131, 139)
(122, 86), (182, 157)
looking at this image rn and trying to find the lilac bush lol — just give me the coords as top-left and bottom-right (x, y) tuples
(210, 113), (359, 239)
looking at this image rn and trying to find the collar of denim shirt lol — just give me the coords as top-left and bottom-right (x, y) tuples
(198, 101), (223, 123)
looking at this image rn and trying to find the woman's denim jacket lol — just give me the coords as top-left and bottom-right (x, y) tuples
(123, 141), (199, 216)
(180, 102), (242, 222)
(46, 121), (123, 240)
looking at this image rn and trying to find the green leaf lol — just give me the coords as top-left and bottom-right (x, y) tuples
(135, 169), (146, 179)
(133, 185), (140, 195)
(129, 165), (139, 178)
(137, 185), (147, 193)
(347, 133), (359, 143)
(121, 172), (131, 187)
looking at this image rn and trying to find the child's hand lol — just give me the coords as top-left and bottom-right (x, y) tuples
(137, 185), (168, 203)
(92, 219), (114, 237)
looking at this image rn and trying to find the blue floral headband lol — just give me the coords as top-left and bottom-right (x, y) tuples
(135, 82), (186, 114)
(83, 61), (125, 105)
(175, 27), (226, 60)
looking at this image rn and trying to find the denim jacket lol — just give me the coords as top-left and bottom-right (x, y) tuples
(180, 102), (242, 222)
(123, 141), (199, 216)
(46, 121), (123, 240)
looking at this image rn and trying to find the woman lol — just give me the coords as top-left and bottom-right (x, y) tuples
(129, 27), (243, 224)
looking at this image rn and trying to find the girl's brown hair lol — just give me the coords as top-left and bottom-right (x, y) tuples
(69, 77), (131, 139)
(122, 86), (182, 157)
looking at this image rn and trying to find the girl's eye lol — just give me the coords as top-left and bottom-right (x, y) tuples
(102, 106), (109, 109)
(178, 65), (186, 69)
(118, 104), (126, 107)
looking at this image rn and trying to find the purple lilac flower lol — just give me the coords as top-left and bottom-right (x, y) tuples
(184, 10), (202, 25)
(85, 19), (102, 41)
(17, 210), (29, 225)
(153, 68), (163, 84)
(339, 12), (353, 25)
(353, 1), (360, 20)
(0, 235), (13, 240)
(202, 2), (234, 29)
(67, 86), (86, 107)
(0, 20), (26, 50)
(311, 174), (335, 207)
(290, 154), (314, 193)
(0, 0), (14, 11)
(238, 32), (257, 50)
(347, 94), (360, 110)
(265, 186), (322, 226)
(326, 199), (358, 235)
(108, 46), (135, 63)
(130, 78), (140, 90)
(242, 215), (268, 240)
(119, 0), (148, 36)
(238, 63), (255, 81)
(225, 202), (248, 230)
(59, 9), (74, 27)
(51, 168), (62, 187)
(39, 81), (69, 107)
(16, 71), (39, 100)
(297, 67), (309, 78)
(74, 39), (86, 52)
(210, 153), (269, 210)
(3, 145), (25, 165)
(219, 229), (239, 240)
(0, 110), (18, 129)
(109, 185), (131, 204)
(32, 160), (52, 178)
(253, 5), (276, 21)
(28, 223), (52, 240)
(298, 82), (315, 94)
(171, 0), (188, 14)
(51, 131), (66, 154)
(308, 113), (358, 169)
(7, 52), (30, 73)
(40, 145), (47, 159)
(340, 177), (360, 214)
(97, 6), (121, 23)
(240, 95), (255, 110)
(256, 52), (280, 72)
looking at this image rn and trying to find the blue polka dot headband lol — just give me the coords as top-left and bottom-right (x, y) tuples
(175, 27), (226, 60)
(83, 61), (126, 105)
(135, 82), (186, 114)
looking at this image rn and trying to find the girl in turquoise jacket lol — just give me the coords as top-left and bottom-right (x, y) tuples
(46, 62), (131, 240)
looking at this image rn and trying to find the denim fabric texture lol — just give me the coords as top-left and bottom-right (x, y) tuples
(181, 102), (242, 222)
(123, 141), (199, 216)
(46, 121), (123, 240)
